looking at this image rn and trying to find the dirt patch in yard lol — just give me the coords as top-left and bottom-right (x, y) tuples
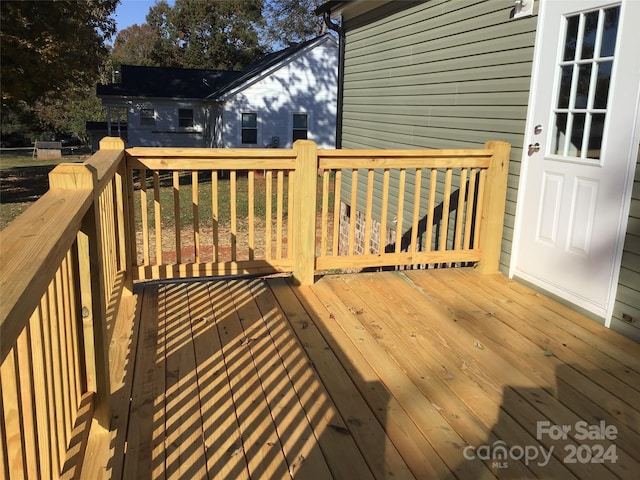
(135, 214), (334, 266)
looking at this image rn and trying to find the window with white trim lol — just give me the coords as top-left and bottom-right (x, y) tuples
(242, 113), (257, 144)
(292, 113), (308, 141)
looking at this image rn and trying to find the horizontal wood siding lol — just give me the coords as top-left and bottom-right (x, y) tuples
(341, 0), (537, 271)
(612, 154), (640, 341)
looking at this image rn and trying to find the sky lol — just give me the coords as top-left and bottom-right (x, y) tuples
(113, 0), (174, 34)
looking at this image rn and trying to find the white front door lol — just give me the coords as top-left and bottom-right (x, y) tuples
(513, 0), (640, 319)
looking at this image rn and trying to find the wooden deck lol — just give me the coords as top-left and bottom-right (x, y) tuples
(83, 268), (640, 479)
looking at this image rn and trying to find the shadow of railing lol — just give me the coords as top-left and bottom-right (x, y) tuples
(112, 275), (393, 478)
(384, 175), (481, 268)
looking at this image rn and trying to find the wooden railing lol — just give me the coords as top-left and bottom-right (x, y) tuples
(126, 146), (299, 280)
(0, 138), (509, 478)
(0, 138), (131, 479)
(315, 141), (511, 274)
(126, 140), (510, 284)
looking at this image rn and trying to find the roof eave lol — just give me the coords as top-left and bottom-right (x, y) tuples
(211, 35), (337, 102)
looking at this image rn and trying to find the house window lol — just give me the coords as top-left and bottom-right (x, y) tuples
(140, 108), (155, 127)
(293, 113), (308, 141)
(242, 113), (257, 144)
(179, 108), (194, 128)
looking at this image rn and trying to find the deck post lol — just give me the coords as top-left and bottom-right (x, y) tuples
(50, 163), (112, 429)
(102, 138), (135, 294)
(292, 140), (318, 285)
(476, 140), (511, 274)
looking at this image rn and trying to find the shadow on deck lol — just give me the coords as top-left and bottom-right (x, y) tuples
(86, 268), (640, 479)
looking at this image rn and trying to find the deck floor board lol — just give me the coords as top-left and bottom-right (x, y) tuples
(93, 268), (640, 479)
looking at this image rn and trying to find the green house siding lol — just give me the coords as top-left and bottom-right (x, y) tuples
(611, 154), (640, 341)
(338, 0), (640, 340)
(340, 0), (537, 271)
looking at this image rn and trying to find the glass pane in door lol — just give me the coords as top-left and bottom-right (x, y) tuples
(551, 5), (620, 161)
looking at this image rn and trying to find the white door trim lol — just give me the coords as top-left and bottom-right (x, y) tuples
(510, 0), (640, 326)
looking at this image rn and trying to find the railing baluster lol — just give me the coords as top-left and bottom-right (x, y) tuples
(65, 250), (82, 408)
(440, 168), (453, 253)
(464, 168), (477, 251)
(348, 169), (358, 256)
(248, 171), (255, 260)
(1, 349), (24, 476)
(173, 171), (181, 265)
(230, 170), (237, 261)
(287, 171), (294, 259)
(41, 289), (61, 475)
(276, 170), (284, 260)
(474, 169), (487, 251)
(332, 170), (342, 256)
(127, 163), (138, 267)
(48, 277), (68, 465)
(211, 171), (219, 263)
(16, 326), (39, 479)
(140, 168), (149, 265)
(54, 265), (72, 443)
(153, 170), (162, 265)
(426, 168), (437, 252)
(454, 168), (468, 251)
(395, 169), (406, 254)
(364, 169), (374, 255)
(192, 171), (200, 263)
(379, 169), (390, 254)
(0, 389), (8, 478)
(321, 170), (330, 257)
(266, 170), (272, 260)
(115, 162), (130, 276)
(410, 168), (422, 254)
(28, 305), (51, 479)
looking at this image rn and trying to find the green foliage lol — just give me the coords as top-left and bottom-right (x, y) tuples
(263, 0), (325, 49)
(0, 0), (118, 139)
(112, 24), (160, 67)
(111, 0), (324, 70)
(143, 0), (266, 70)
(32, 84), (105, 139)
(0, 0), (118, 103)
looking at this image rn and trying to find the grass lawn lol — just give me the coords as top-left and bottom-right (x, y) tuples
(0, 153), (90, 230)
(134, 171), (295, 229)
(2, 155), (335, 246)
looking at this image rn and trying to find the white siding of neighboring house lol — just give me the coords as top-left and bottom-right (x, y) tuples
(126, 99), (214, 148)
(219, 37), (338, 149)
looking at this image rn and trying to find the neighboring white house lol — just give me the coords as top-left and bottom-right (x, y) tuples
(96, 34), (338, 149)
(212, 34), (338, 149)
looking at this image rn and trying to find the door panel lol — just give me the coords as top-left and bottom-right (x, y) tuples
(537, 172), (564, 245)
(514, 0), (640, 318)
